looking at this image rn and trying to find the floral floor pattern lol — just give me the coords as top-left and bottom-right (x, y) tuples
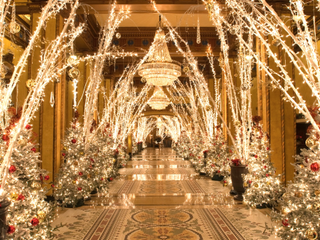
(52, 206), (277, 240)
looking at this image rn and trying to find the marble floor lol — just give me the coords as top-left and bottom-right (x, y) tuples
(52, 148), (279, 240)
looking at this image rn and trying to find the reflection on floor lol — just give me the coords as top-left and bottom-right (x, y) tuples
(52, 148), (279, 240)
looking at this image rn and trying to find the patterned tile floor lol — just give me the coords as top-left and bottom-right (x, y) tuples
(52, 148), (280, 240)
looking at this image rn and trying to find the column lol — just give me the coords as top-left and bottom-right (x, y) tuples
(128, 133), (132, 155)
(268, 38), (284, 179)
(41, 16), (56, 186)
(282, 15), (295, 183)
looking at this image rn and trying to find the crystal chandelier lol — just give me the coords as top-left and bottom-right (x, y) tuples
(138, 17), (181, 86)
(148, 87), (170, 110)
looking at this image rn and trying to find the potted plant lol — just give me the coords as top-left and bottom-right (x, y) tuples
(230, 159), (248, 201)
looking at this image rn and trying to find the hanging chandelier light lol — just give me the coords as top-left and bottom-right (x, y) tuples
(138, 16), (181, 86)
(148, 86), (170, 110)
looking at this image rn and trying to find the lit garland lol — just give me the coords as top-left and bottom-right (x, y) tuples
(204, 0), (320, 237)
(0, 0), (83, 197)
(151, 1), (241, 159)
(83, 3), (131, 150)
(204, 0), (320, 133)
(0, 0), (76, 124)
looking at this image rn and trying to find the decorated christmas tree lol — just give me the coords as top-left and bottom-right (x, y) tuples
(100, 126), (119, 181)
(175, 131), (192, 160)
(0, 107), (56, 239)
(243, 116), (284, 208)
(206, 126), (230, 180)
(271, 111), (320, 239)
(54, 119), (92, 207)
(85, 129), (109, 196)
(118, 143), (129, 168)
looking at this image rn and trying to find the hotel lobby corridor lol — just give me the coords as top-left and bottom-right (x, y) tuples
(52, 148), (279, 240)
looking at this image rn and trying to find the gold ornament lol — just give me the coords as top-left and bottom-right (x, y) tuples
(223, 183), (227, 187)
(253, 183), (259, 188)
(68, 68), (80, 79)
(63, 147), (67, 150)
(37, 211), (46, 220)
(9, 21), (20, 34)
(10, 193), (18, 201)
(73, 161), (78, 166)
(314, 190), (320, 196)
(267, 182), (271, 185)
(26, 79), (36, 91)
(306, 137), (316, 148)
(141, 77), (146, 83)
(205, 105), (211, 111)
(18, 138), (27, 145)
(294, 191), (303, 198)
(305, 229), (318, 240)
(116, 32), (121, 39)
(313, 203), (320, 212)
(31, 181), (41, 190)
(87, 174), (91, 178)
(124, 96), (130, 102)
(282, 207), (291, 214)
(67, 55), (79, 66)
(80, 152), (84, 155)
(243, 182), (248, 187)
(72, 180), (77, 184)
(183, 66), (190, 73)
(234, 120), (241, 127)
(113, 159), (116, 163)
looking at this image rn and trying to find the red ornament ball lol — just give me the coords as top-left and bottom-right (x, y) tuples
(71, 139), (77, 143)
(7, 225), (15, 234)
(109, 177), (113, 181)
(78, 172), (83, 176)
(9, 165), (16, 173)
(90, 158), (94, 163)
(78, 187), (82, 191)
(44, 175), (50, 181)
(31, 217), (39, 226)
(25, 124), (31, 130)
(17, 194), (25, 201)
(282, 219), (289, 227)
(51, 184), (55, 188)
(310, 162), (320, 172)
(62, 153), (66, 157)
(2, 135), (9, 141)
(31, 147), (36, 152)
